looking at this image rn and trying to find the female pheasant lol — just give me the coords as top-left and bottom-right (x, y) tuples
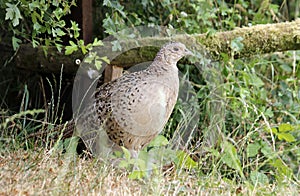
(74, 42), (192, 158)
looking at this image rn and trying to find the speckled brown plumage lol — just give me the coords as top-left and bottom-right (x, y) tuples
(74, 42), (192, 157)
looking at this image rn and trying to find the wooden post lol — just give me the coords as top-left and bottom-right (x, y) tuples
(82, 0), (93, 44)
(104, 65), (124, 83)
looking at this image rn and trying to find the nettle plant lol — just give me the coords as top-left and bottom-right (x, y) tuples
(218, 50), (300, 185)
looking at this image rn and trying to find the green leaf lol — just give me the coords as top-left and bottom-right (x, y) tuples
(250, 171), (269, 185)
(230, 37), (244, 52)
(64, 136), (79, 155)
(121, 146), (131, 160)
(92, 38), (103, 46)
(129, 158), (146, 170)
(32, 39), (39, 48)
(53, 7), (63, 20)
(147, 135), (169, 148)
(175, 150), (197, 169)
(33, 22), (41, 31)
(55, 43), (63, 52)
(13, 5), (22, 26)
(264, 108), (274, 118)
(278, 123), (293, 132)
(42, 46), (48, 57)
(249, 74), (264, 88)
(271, 159), (293, 178)
(12, 36), (21, 50)
(80, 46), (88, 54)
(246, 143), (261, 157)
(280, 64), (292, 73)
(113, 150), (123, 158)
(5, 3), (14, 20)
(5, 3), (22, 27)
(101, 56), (110, 64)
(103, 0), (126, 17)
(112, 40), (122, 51)
(267, 127), (278, 134)
(118, 159), (129, 168)
(94, 60), (103, 70)
(128, 170), (146, 179)
(85, 43), (93, 51)
(260, 143), (273, 158)
(79, 40), (88, 54)
(54, 28), (66, 37)
(65, 41), (78, 55)
(84, 52), (97, 63)
(70, 21), (80, 38)
(277, 133), (296, 142)
(45, 38), (50, 47)
(221, 141), (242, 171)
(29, 2), (40, 11)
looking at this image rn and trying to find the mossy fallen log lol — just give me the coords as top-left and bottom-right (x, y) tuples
(12, 19), (300, 73)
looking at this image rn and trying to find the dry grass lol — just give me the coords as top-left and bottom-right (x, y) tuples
(0, 149), (143, 195)
(0, 148), (192, 195)
(0, 147), (238, 196)
(1, 146), (299, 196)
(1, 148), (299, 195)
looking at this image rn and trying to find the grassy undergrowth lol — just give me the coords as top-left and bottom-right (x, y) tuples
(1, 51), (300, 195)
(0, 148), (298, 195)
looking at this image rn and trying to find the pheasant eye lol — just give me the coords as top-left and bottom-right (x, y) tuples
(173, 47), (179, 51)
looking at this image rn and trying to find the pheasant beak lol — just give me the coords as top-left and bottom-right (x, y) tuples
(184, 48), (193, 56)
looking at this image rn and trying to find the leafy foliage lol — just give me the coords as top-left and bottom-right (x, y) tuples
(1, 0), (102, 55)
(2, 1), (74, 51)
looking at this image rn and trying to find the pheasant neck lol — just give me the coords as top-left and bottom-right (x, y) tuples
(147, 60), (178, 74)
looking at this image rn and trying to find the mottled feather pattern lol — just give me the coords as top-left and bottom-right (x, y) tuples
(73, 42), (192, 154)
